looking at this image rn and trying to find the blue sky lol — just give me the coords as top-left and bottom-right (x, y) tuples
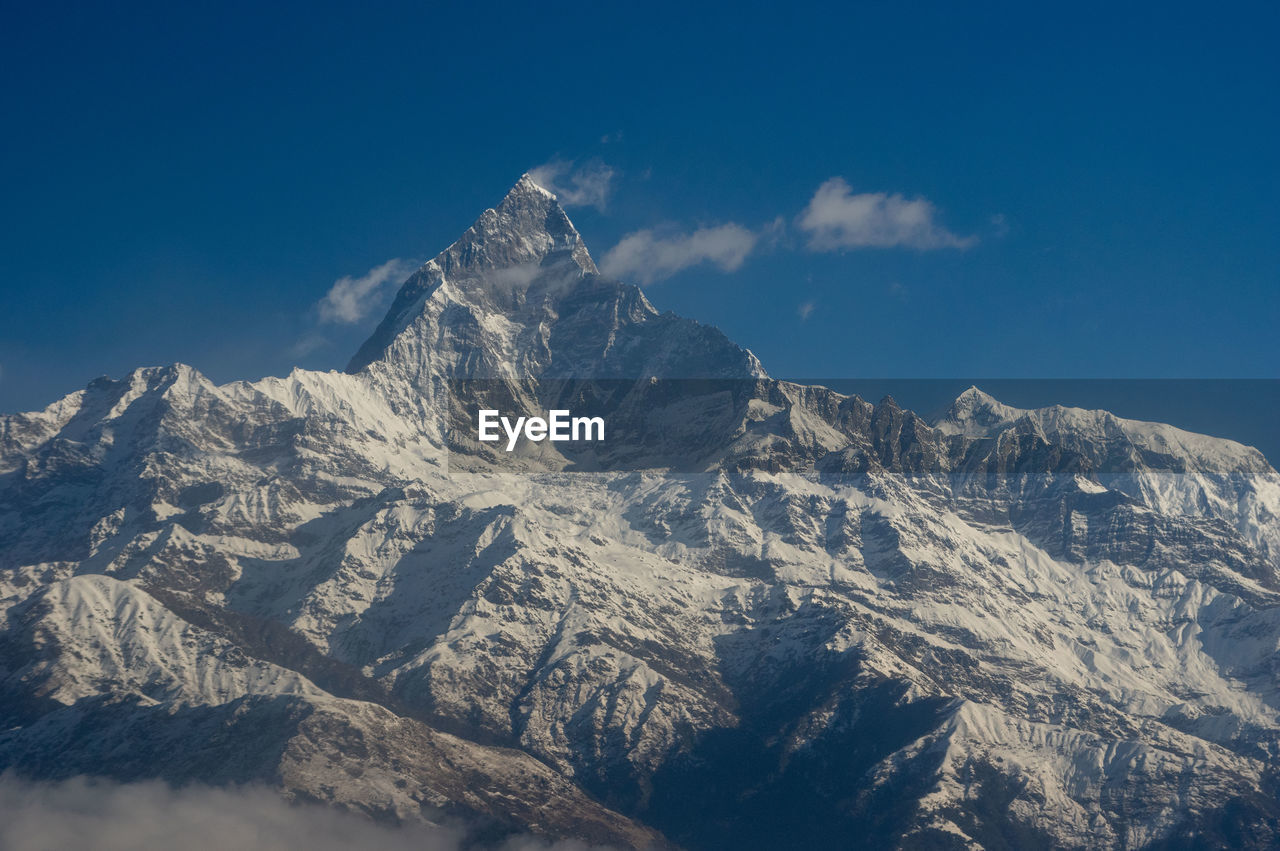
(2, 1), (1277, 415)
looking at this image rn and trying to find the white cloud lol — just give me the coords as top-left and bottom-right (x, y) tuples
(758, 215), (787, 249)
(797, 177), (974, 252)
(288, 333), (329, 358)
(527, 159), (616, 211)
(0, 776), (610, 851)
(797, 301), (815, 320)
(0, 776), (460, 851)
(600, 223), (759, 285)
(318, 258), (415, 324)
(488, 262), (542, 288)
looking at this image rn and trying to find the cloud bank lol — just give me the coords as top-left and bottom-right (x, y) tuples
(318, 258), (415, 324)
(527, 159), (616, 211)
(0, 775), (610, 851)
(600, 223), (759, 285)
(797, 177), (974, 251)
(0, 775), (457, 851)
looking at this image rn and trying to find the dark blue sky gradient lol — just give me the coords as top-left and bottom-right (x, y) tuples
(2, 2), (1277, 417)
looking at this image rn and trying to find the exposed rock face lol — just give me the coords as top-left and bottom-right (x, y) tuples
(3, 177), (1279, 849)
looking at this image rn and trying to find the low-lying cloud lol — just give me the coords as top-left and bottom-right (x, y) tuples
(797, 177), (974, 251)
(318, 258), (415, 324)
(0, 775), (456, 851)
(600, 223), (759, 285)
(0, 775), (611, 851)
(527, 159), (616, 211)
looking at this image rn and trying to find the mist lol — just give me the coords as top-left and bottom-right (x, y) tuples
(0, 775), (609, 851)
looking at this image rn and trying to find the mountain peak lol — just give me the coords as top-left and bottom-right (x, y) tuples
(511, 171), (557, 201)
(347, 175), (763, 381)
(436, 174), (597, 279)
(934, 385), (1024, 436)
(955, 385), (999, 408)
(345, 176), (599, 373)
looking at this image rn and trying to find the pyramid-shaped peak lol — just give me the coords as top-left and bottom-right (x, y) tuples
(954, 385), (999, 407)
(510, 172), (558, 201)
(933, 385), (1027, 436)
(345, 176), (603, 373)
(437, 175), (598, 279)
(946, 386), (1012, 418)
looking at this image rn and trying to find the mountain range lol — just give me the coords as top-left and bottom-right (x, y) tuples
(3, 176), (1279, 849)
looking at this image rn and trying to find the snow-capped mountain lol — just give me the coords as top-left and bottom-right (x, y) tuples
(3, 177), (1279, 849)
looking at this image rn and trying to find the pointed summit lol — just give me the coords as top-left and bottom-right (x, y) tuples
(437, 173), (597, 279)
(346, 174), (764, 381)
(953, 385), (999, 409)
(934, 385), (1025, 437)
(346, 176), (599, 372)
(508, 172), (559, 204)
